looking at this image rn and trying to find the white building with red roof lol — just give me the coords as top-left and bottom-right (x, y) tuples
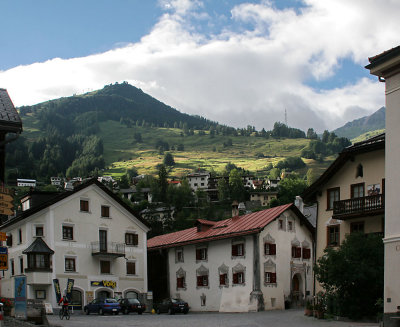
(147, 203), (314, 312)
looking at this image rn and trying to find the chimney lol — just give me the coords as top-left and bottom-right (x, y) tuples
(232, 201), (239, 217)
(295, 196), (304, 213)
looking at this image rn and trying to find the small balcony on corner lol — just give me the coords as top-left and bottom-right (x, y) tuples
(91, 241), (125, 258)
(333, 194), (384, 220)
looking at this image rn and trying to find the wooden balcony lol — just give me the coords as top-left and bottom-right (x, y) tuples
(91, 241), (125, 258)
(333, 194), (384, 220)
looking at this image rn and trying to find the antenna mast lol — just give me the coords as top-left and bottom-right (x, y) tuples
(285, 108), (288, 126)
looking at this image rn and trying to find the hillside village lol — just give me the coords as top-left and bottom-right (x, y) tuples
(0, 45), (399, 327)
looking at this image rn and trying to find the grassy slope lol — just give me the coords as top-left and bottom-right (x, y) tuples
(97, 120), (332, 178)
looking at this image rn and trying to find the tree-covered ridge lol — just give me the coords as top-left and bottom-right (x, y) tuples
(19, 82), (219, 132)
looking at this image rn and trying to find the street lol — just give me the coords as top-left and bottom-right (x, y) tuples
(46, 309), (380, 327)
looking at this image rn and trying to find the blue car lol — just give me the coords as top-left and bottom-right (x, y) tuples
(84, 298), (120, 315)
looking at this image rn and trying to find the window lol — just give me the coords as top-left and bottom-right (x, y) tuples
(62, 226), (74, 240)
(125, 233), (138, 246)
(233, 272), (245, 284)
(278, 219), (285, 231)
(292, 246), (302, 258)
(327, 225), (340, 246)
(197, 275), (209, 287)
(35, 226), (44, 237)
(196, 248), (207, 261)
(10, 259), (14, 275)
(80, 199), (89, 212)
(232, 243), (244, 257)
(6, 234), (12, 247)
(350, 221), (364, 233)
(176, 249), (184, 263)
(100, 260), (111, 274)
(351, 183), (365, 198)
(265, 272), (277, 284)
(27, 254), (51, 270)
(264, 243), (276, 255)
(302, 248), (311, 259)
(101, 206), (110, 218)
(18, 228), (22, 243)
(19, 257), (24, 274)
(288, 221), (293, 231)
(219, 273), (228, 286)
(177, 277), (185, 289)
(327, 187), (340, 210)
(65, 258), (76, 272)
(126, 262), (136, 275)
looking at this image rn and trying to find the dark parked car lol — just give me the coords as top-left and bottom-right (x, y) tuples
(154, 298), (189, 315)
(84, 298), (120, 315)
(119, 298), (146, 314)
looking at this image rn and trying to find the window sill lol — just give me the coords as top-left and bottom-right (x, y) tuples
(80, 211), (91, 214)
(219, 285), (229, 288)
(126, 244), (138, 247)
(65, 271), (78, 273)
(62, 239), (75, 242)
(101, 216), (111, 219)
(264, 282), (277, 287)
(232, 283), (246, 287)
(196, 259), (208, 263)
(196, 286), (210, 289)
(25, 268), (52, 272)
(231, 255), (245, 259)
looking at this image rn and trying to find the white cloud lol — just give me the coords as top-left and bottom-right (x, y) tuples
(0, 0), (397, 132)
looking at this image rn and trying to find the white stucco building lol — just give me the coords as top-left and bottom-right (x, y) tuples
(148, 203), (314, 312)
(0, 179), (150, 311)
(187, 172), (210, 192)
(366, 45), (400, 326)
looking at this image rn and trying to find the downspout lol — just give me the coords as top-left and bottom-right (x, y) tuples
(250, 232), (264, 311)
(313, 201), (318, 298)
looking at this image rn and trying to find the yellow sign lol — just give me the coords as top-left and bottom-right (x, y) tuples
(0, 253), (8, 270)
(0, 232), (6, 241)
(0, 207), (13, 216)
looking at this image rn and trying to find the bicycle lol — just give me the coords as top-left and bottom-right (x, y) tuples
(59, 305), (70, 320)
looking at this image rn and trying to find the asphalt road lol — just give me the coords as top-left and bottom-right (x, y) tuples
(46, 309), (380, 327)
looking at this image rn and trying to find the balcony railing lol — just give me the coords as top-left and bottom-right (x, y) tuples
(333, 194), (384, 220)
(91, 241), (125, 257)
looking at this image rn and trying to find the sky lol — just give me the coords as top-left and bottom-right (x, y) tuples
(0, 0), (398, 133)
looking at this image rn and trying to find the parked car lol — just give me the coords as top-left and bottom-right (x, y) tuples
(154, 298), (189, 315)
(119, 298), (146, 315)
(84, 298), (120, 315)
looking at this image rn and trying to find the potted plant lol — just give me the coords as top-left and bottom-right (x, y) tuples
(0, 297), (13, 316)
(305, 300), (313, 316)
(314, 292), (326, 319)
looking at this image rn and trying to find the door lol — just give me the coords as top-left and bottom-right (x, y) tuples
(293, 275), (300, 292)
(99, 230), (107, 252)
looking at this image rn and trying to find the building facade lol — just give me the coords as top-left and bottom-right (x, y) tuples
(148, 204), (314, 312)
(366, 45), (400, 326)
(1, 179), (150, 310)
(302, 134), (385, 292)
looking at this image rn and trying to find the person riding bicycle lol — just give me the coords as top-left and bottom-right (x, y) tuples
(58, 292), (69, 316)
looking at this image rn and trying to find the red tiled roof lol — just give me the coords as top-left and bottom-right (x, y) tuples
(148, 203), (298, 250)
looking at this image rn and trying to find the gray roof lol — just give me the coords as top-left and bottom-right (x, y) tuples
(0, 88), (22, 133)
(303, 204), (317, 228)
(23, 237), (55, 254)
